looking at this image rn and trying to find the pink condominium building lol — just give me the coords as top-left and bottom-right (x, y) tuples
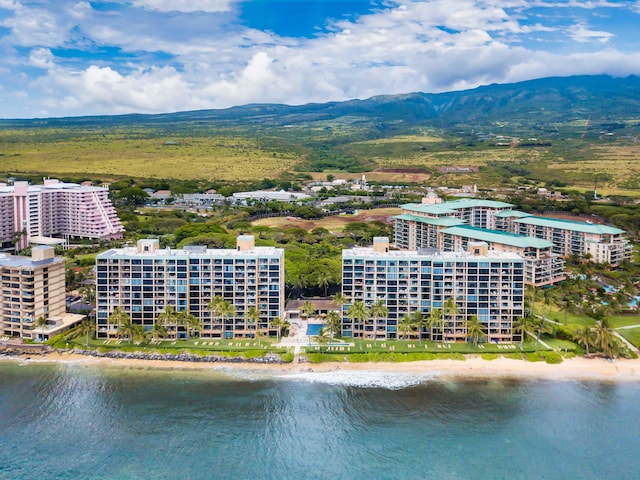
(0, 179), (124, 250)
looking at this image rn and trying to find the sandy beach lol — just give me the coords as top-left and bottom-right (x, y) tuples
(5, 350), (640, 382)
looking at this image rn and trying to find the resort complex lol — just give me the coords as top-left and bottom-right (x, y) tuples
(0, 179), (124, 251)
(0, 246), (83, 340)
(96, 236), (284, 340)
(394, 195), (632, 287)
(342, 237), (525, 343)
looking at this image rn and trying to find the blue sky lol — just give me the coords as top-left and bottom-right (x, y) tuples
(1, 0), (640, 118)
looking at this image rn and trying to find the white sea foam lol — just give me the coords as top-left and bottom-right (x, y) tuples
(279, 370), (443, 390)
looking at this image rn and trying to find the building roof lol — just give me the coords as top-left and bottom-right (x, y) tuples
(444, 198), (514, 209)
(514, 216), (625, 234)
(394, 213), (465, 226)
(97, 245), (283, 259)
(441, 225), (553, 249)
(493, 210), (532, 218)
(0, 252), (64, 268)
(400, 203), (458, 215)
(343, 246), (523, 262)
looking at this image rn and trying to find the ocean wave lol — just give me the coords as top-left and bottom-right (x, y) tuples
(279, 370), (442, 389)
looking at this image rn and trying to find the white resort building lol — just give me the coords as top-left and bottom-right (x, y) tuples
(341, 237), (525, 343)
(96, 236), (284, 340)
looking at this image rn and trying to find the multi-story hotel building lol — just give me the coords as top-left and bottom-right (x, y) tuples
(438, 225), (565, 287)
(96, 236), (284, 340)
(395, 197), (631, 275)
(1, 246), (83, 340)
(492, 211), (632, 266)
(342, 237), (524, 343)
(0, 179), (124, 251)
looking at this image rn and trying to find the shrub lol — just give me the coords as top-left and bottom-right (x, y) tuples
(280, 352), (294, 363)
(481, 353), (499, 361)
(542, 351), (563, 364)
(525, 352), (544, 362)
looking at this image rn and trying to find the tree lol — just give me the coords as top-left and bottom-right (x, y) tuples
(324, 310), (342, 342)
(219, 300), (237, 339)
(429, 308), (446, 342)
(313, 325), (331, 352)
(412, 310), (424, 343)
(573, 326), (593, 355)
(158, 305), (179, 338)
(593, 320), (617, 358)
(271, 316), (288, 341)
(246, 306), (260, 341)
(301, 300), (316, 320)
(513, 315), (536, 347)
(150, 323), (168, 342)
(347, 301), (369, 338)
(314, 268), (334, 297)
(332, 292), (348, 323)
(466, 315), (486, 348)
(398, 313), (416, 340)
(179, 311), (200, 339)
(370, 299), (389, 343)
(107, 307), (130, 339)
(442, 298), (459, 342)
(73, 319), (95, 348)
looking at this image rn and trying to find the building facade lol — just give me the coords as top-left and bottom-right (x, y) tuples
(0, 179), (123, 251)
(342, 238), (524, 343)
(394, 198), (631, 275)
(0, 246), (81, 339)
(96, 236), (284, 340)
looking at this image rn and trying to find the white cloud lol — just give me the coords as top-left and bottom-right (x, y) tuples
(28, 47), (55, 69)
(131, 0), (235, 13)
(569, 22), (614, 43)
(0, 4), (69, 47)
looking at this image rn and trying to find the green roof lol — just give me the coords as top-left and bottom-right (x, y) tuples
(400, 203), (457, 215)
(493, 210), (532, 218)
(444, 198), (514, 209)
(514, 216), (625, 234)
(441, 225), (553, 249)
(394, 214), (464, 226)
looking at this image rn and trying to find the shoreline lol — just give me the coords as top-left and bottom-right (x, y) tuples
(3, 350), (640, 382)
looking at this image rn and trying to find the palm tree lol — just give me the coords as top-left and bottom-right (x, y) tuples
(207, 296), (226, 336)
(271, 316), (286, 340)
(158, 305), (179, 338)
(412, 310), (424, 344)
(370, 299), (389, 343)
(34, 315), (48, 340)
(443, 297), (459, 342)
(593, 320), (616, 358)
(179, 311), (200, 340)
(324, 310), (342, 342)
(397, 313), (416, 340)
(313, 325), (331, 352)
(429, 308), (446, 342)
(150, 323), (168, 342)
(466, 315), (486, 348)
(246, 306), (260, 340)
(301, 300), (315, 320)
(75, 319), (95, 348)
(347, 300), (369, 338)
(219, 300), (236, 340)
(513, 315), (536, 347)
(107, 307), (130, 339)
(573, 326), (593, 355)
(332, 292), (348, 329)
(315, 269), (334, 297)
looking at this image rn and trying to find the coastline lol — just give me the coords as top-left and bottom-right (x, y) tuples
(4, 350), (640, 382)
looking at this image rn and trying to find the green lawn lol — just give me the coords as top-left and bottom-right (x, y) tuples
(617, 327), (640, 348)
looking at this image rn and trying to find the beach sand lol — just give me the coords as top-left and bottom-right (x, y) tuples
(6, 351), (640, 382)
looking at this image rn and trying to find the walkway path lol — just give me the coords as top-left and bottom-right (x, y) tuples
(277, 318), (309, 366)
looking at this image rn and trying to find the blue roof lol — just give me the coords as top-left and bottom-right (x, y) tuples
(514, 216), (625, 234)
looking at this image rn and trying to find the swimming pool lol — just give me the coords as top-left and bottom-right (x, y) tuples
(307, 323), (324, 335)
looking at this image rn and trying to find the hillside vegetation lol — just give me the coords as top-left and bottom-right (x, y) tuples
(1, 75), (640, 192)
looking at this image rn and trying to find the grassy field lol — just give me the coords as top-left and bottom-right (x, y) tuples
(0, 130), (299, 181)
(252, 207), (401, 231)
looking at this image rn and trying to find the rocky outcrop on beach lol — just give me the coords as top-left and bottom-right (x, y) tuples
(0, 344), (52, 356)
(71, 348), (287, 364)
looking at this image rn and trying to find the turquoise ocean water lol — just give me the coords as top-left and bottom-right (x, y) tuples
(1, 360), (639, 480)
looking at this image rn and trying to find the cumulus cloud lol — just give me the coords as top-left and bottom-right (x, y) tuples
(1, 0), (640, 117)
(131, 0), (235, 13)
(569, 22), (615, 43)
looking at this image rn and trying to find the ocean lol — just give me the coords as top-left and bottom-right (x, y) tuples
(1, 361), (639, 480)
